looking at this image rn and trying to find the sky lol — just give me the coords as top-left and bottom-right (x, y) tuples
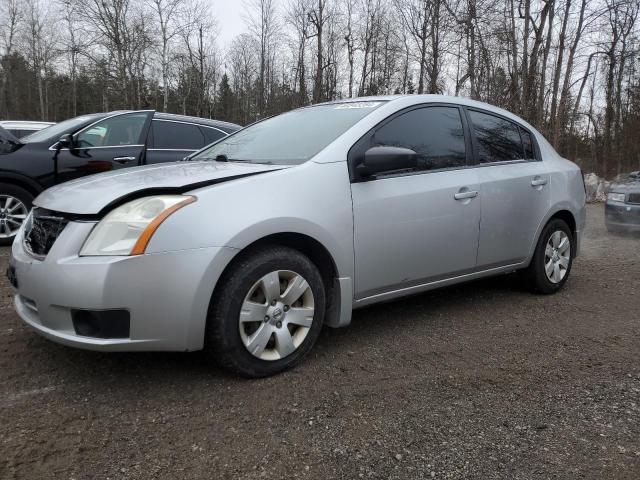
(212, 1), (255, 49)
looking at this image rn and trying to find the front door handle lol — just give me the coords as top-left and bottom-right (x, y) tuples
(454, 190), (479, 200)
(113, 156), (136, 164)
(531, 176), (548, 187)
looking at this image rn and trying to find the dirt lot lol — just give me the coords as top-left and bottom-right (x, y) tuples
(1, 204), (639, 480)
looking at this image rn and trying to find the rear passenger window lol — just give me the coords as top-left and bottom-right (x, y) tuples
(468, 110), (523, 163)
(152, 121), (204, 150)
(372, 106), (467, 172)
(520, 128), (536, 160)
(201, 127), (226, 145)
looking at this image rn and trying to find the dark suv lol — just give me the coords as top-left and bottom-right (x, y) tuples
(605, 171), (640, 232)
(0, 110), (240, 244)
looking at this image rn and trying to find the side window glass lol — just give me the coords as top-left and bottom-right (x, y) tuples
(77, 113), (148, 148)
(152, 121), (204, 150)
(201, 127), (225, 145)
(469, 110), (523, 163)
(520, 128), (536, 160)
(372, 106), (467, 172)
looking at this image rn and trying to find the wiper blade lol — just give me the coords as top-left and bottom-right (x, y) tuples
(211, 154), (248, 162)
(199, 156), (273, 165)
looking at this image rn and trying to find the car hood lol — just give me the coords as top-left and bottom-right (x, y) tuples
(34, 161), (288, 215)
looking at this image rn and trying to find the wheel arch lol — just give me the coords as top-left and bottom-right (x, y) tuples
(528, 207), (579, 265)
(211, 232), (350, 329)
(0, 171), (44, 198)
(548, 209), (577, 240)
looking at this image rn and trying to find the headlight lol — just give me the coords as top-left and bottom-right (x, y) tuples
(80, 195), (196, 256)
(607, 192), (626, 202)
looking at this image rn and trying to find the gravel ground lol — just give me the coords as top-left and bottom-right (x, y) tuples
(1, 204), (639, 479)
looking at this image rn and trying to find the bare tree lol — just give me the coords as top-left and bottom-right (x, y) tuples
(21, 0), (59, 119)
(287, 0), (312, 104)
(245, 0), (279, 116)
(0, 0), (22, 116)
(148, 0), (184, 111)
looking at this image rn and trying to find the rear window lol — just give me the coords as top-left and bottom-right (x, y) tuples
(201, 126), (226, 145)
(152, 121), (205, 150)
(468, 110), (524, 163)
(520, 128), (536, 160)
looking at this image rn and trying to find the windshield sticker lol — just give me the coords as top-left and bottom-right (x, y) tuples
(334, 102), (381, 110)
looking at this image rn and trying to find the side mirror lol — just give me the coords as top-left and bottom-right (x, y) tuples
(58, 133), (74, 149)
(357, 146), (418, 179)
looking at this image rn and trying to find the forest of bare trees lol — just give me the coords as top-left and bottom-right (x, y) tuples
(1, 0), (640, 177)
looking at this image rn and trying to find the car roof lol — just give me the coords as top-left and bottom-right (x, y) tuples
(84, 111), (240, 132)
(153, 112), (240, 131)
(325, 94), (525, 116)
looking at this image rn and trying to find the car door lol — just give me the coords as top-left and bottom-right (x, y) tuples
(466, 109), (551, 269)
(350, 105), (482, 299)
(145, 119), (210, 164)
(54, 111), (153, 184)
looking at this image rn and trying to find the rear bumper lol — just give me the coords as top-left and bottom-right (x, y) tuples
(10, 221), (237, 352)
(605, 201), (640, 229)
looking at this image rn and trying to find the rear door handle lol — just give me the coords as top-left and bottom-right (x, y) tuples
(113, 156), (136, 164)
(531, 176), (548, 187)
(454, 190), (479, 200)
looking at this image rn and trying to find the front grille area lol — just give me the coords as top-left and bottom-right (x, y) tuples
(23, 208), (68, 258)
(628, 193), (640, 204)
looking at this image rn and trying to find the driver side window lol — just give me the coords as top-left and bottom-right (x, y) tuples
(371, 106), (467, 172)
(77, 113), (148, 148)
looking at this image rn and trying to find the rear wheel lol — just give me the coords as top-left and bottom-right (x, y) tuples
(521, 218), (574, 294)
(206, 245), (325, 377)
(0, 183), (32, 246)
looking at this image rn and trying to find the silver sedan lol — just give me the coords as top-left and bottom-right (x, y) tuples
(9, 95), (586, 377)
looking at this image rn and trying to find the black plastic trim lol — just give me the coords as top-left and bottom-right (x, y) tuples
(71, 309), (130, 339)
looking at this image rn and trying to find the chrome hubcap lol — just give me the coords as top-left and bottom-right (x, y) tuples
(0, 195), (28, 238)
(545, 230), (571, 284)
(239, 270), (315, 361)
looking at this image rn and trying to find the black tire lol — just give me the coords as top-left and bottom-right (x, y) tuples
(521, 218), (575, 294)
(0, 183), (33, 246)
(206, 245), (326, 378)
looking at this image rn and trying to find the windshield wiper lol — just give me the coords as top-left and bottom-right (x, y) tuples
(211, 154), (248, 162)
(198, 155), (273, 165)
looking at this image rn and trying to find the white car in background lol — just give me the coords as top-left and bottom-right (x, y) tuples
(0, 120), (55, 139)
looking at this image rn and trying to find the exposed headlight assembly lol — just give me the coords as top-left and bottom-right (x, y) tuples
(607, 192), (626, 203)
(80, 195), (196, 256)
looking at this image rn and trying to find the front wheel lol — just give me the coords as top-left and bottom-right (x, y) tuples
(0, 183), (33, 246)
(521, 218), (574, 294)
(206, 245), (326, 377)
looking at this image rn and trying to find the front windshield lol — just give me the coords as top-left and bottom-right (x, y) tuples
(193, 101), (385, 165)
(21, 115), (98, 143)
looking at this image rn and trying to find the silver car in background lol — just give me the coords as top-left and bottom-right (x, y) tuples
(9, 95), (586, 377)
(605, 171), (640, 232)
